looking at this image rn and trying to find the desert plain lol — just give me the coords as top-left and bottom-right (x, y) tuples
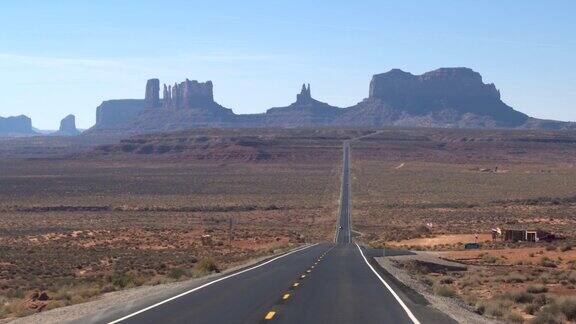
(1, 127), (576, 322)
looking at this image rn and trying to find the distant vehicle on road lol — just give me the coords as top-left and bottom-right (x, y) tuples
(339, 225), (343, 229)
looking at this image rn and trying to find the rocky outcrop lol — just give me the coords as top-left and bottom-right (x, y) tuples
(263, 84), (342, 126)
(119, 79), (236, 133)
(94, 99), (146, 130)
(56, 114), (80, 135)
(87, 69), (575, 134)
(89, 78), (232, 133)
(369, 68), (501, 102)
(338, 68), (530, 128)
(0, 115), (36, 136)
(162, 79), (215, 109)
(296, 83), (312, 103)
(144, 79), (160, 108)
(92, 78), (161, 131)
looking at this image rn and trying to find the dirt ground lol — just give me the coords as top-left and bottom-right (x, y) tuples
(387, 234), (493, 248)
(350, 128), (576, 323)
(4, 127), (576, 322)
(0, 129), (355, 320)
(442, 247), (576, 270)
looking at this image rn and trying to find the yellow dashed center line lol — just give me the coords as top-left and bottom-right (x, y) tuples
(264, 311), (276, 320)
(262, 249), (336, 322)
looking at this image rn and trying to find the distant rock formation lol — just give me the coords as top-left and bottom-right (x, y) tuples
(0, 115), (36, 136)
(56, 114), (80, 135)
(144, 79), (160, 108)
(90, 78), (232, 133)
(93, 99), (146, 130)
(87, 78), (236, 133)
(162, 79), (215, 109)
(296, 83), (312, 103)
(343, 67), (528, 127)
(87, 69), (575, 134)
(264, 84), (342, 126)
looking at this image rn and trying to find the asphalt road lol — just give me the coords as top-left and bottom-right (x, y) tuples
(98, 141), (453, 324)
(335, 141), (351, 244)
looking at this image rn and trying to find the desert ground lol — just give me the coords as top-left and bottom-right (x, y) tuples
(2, 127), (576, 323)
(0, 129), (375, 319)
(351, 128), (576, 323)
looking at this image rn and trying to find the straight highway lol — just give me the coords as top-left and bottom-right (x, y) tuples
(92, 140), (452, 324)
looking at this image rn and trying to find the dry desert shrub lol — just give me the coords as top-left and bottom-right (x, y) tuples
(506, 312), (524, 323)
(532, 297), (576, 323)
(527, 285), (548, 294)
(194, 258), (219, 274)
(432, 284), (456, 298)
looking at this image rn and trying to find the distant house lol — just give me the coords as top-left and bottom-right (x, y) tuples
(503, 229), (558, 242)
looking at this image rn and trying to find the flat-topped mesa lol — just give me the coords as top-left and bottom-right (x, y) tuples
(162, 79), (215, 109)
(296, 83), (312, 103)
(144, 79), (160, 108)
(369, 67), (501, 102)
(0, 115), (34, 135)
(359, 67), (527, 127)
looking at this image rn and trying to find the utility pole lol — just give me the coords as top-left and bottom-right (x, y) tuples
(228, 215), (233, 254)
(309, 212), (315, 244)
(200, 214), (204, 232)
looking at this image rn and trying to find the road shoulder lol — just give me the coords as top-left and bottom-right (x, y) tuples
(375, 255), (496, 324)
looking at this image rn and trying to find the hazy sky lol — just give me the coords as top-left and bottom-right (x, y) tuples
(1, 1), (575, 129)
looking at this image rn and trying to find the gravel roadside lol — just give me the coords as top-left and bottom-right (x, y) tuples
(376, 255), (498, 324)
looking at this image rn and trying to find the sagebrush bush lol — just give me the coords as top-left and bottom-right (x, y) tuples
(111, 273), (135, 288)
(539, 257), (557, 268)
(545, 244), (557, 251)
(169, 268), (187, 279)
(482, 299), (509, 318)
(433, 284), (455, 297)
(506, 312), (524, 323)
(532, 297), (576, 323)
(482, 254), (499, 264)
(194, 258), (219, 274)
(527, 285), (548, 294)
(532, 311), (563, 324)
(505, 272), (526, 283)
(525, 302), (540, 315)
(45, 300), (64, 311)
(5, 300), (30, 317)
(512, 291), (534, 304)
(558, 297), (576, 321)
(77, 285), (100, 299)
(569, 271), (576, 284)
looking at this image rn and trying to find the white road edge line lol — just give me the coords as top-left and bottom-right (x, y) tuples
(108, 243), (318, 324)
(355, 243), (421, 324)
